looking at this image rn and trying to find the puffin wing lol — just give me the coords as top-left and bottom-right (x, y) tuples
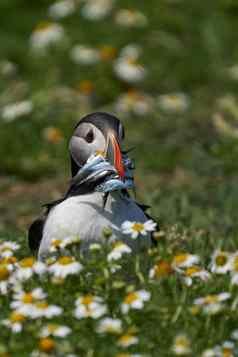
(28, 217), (45, 253)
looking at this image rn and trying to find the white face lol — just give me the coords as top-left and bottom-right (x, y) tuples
(69, 123), (106, 167)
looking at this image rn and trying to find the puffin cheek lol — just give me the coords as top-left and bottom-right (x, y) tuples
(69, 136), (91, 166)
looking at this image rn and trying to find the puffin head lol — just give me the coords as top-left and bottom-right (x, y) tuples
(69, 112), (125, 179)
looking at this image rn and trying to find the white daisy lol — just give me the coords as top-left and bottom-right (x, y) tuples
(70, 45), (100, 65)
(121, 220), (156, 239)
(158, 93), (190, 113)
(97, 317), (122, 334)
(119, 44), (142, 58)
(11, 288), (47, 316)
(210, 250), (232, 274)
(115, 9), (148, 27)
(201, 349), (217, 357)
(157, 93), (190, 113)
(1, 101), (33, 122)
(114, 57), (146, 83)
(0, 263), (14, 295)
(121, 290), (151, 314)
(0, 60), (17, 77)
(227, 64), (238, 81)
(81, 0), (114, 21)
(117, 334), (139, 347)
(172, 253), (200, 269)
(30, 22), (65, 52)
(231, 329), (238, 340)
(107, 241), (132, 262)
(213, 341), (235, 357)
(12, 257), (46, 281)
(89, 243), (102, 252)
(172, 334), (191, 355)
(0, 257), (17, 294)
(114, 90), (154, 116)
(0, 241), (20, 257)
(2, 311), (26, 333)
(193, 292), (231, 315)
(74, 295), (107, 319)
(40, 323), (71, 338)
(49, 236), (81, 253)
(32, 302), (63, 319)
(109, 263), (122, 274)
(48, 256), (83, 279)
(149, 260), (173, 279)
(213, 112), (238, 139)
(48, 0), (76, 19)
(179, 266), (211, 286)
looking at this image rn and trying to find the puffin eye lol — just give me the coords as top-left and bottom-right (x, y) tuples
(85, 129), (94, 143)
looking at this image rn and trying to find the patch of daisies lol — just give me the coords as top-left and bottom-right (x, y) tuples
(0, 0), (191, 131)
(1, 224), (238, 355)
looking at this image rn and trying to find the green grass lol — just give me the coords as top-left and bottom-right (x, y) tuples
(1, 0), (238, 355)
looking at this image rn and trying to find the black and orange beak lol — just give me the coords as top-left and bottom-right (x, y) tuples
(106, 131), (125, 179)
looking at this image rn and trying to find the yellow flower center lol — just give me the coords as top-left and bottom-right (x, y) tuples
(58, 256), (74, 265)
(118, 334), (134, 344)
(81, 295), (94, 305)
(126, 89), (142, 102)
(204, 295), (219, 305)
(175, 336), (190, 348)
(47, 324), (58, 333)
(35, 22), (52, 32)
(185, 266), (201, 276)
(190, 306), (200, 315)
(0, 247), (12, 253)
(22, 293), (34, 304)
(0, 265), (10, 280)
(35, 302), (49, 309)
(222, 348), (233, 357)
(126, 58), (138, 65)
(124, 292), (138, 304)
(77, 80), (94, 95)
(0, 256), (17, 264)
(173, 254), (189, 265)
(10, 311), (26, 323)
(100, 45), (117, 61)
(19, 257), (35, 268)
(131, 223), (144, 233)
(113, 241), (124, 249)
(154, 260), (173, 278)
(127, 9), (136, 15)
(44, 128), (63, 144)
(168, 95), (180, 104)
(39, 337), (55, 352)
(215, 254), (228, 266)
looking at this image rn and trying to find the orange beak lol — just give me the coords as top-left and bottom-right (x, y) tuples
(106, 132), (125, 179)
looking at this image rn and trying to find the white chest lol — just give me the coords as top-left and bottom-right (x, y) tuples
(39, 192), (150, 259)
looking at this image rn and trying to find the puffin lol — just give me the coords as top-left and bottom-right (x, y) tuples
(28, 112), (156, 260)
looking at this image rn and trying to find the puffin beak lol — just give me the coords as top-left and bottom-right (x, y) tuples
(106, 131), (125, 179)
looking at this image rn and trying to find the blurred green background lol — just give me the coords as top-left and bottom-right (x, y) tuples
(1, 0), (238, 249)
